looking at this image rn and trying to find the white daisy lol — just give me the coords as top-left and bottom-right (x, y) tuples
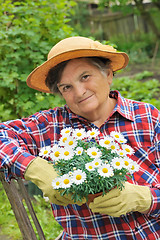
(39, 146), (51, 158)
(98, 164), (114, 177)
(63, 137), (77, 149)
(72, 128), (86, 140)
(61, 148), (74, 160)
(122, 157), (133, 169)
(128, 161), (140, 174)
(111, 157), (124, 170)
(92, 159), (103, 168)
(85, 162), (95, 171)
(59, 135), (69, 146)
(52, 177), (62, 189)
(99, 136), (114, 148)
(61, 174), (73, 189)
(60, 127), (72, 136)
(109, 142), (120, 153)
(110, 131), (127, 143)
(122, 144), (135, 155)
(117, 149), (127, 157)
(87, 147), (102, 159)
(86, 128), (100, 139)
(50, 145), (62, 161)
(72, 170), (86, 185)
(74, 147), (83, 155)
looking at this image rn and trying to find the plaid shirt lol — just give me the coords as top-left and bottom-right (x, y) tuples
(0, 90), (160, 239)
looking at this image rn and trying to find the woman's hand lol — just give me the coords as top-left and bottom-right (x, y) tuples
(89, 182), (152, 217)
(24, 157), (86, 206)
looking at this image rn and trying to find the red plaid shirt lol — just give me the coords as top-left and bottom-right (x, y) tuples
(0, 91), (160, 239)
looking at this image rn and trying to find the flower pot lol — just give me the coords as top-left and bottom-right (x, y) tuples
(87, 192), (103, 205)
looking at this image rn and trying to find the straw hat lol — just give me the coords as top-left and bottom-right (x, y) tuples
(26, 36), (129, 93)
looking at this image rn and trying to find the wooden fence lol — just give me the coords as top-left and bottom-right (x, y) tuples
(85, 3), (155, 41)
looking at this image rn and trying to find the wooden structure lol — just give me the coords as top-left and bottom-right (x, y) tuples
(0, 171), (62, 240)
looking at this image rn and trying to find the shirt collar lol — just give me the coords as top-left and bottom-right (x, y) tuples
(65, 90), (134, 123)
(110, 90), (134, 121)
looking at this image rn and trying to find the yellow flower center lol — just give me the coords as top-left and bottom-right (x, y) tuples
(64, 179), (70, 185)
(65, 130), (70, 133)
(102, 168), (108, 173)
(95, 162), (99, 166)
(64, 151), (69, 156)
(77, 133), (82, 137)
(131, 165), (135, 170)
(43, 150), (48, 154)
(56, 181), (60, 186)
(104, 140), (110, 145)
(63, 137), (67, 143)
(125, 148), (130, 153)
(76, 175), (82, 180)
(91, 151), (97, 156)
(111, 145), (115, 150)
(116, 162), (120, 166)
(90, 132), (95, 136)
(115, 134), (119, 138)
(68, 141), (73, 145)
(119, 152), (124, 156)
(89, 166), (93, 169)
(124, 161), (129, 166)
(54, 151), (60, 157)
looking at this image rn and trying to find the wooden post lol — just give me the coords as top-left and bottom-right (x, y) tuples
(0, 172), (38, 240)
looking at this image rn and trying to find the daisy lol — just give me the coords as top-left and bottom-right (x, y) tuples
(59, 135), (69, 146)
(117, 149), (127, 157)
(122, 144), (135, 155)
(98, 164), (114, 177)
(75, 147), (83, 155)
(99, 136), (114, 148)
(87, 147), (102, 159)
(122, 156), (133, 169)
(111, 157), (124, 170)
(62, 137), (77, 149)
(52, 177), (62, 189)
(72, 170), (86, 185)
(61, 148), (74, 160)
(110, 131), (127, 143)
(128, 161), (140, 174)
(61, 174), (73, 189)
(109, 142), (120, 153)
(39, 146), (51, 158)
(60, 127), (72, 136)
(50, 145), (62, 161)
(85, 162), (95, 171)
(86, 128), (100, 139)
(92, 159), (103, 168)
(72, 128), (86, 140)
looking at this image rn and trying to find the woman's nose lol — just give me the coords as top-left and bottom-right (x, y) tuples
(74, 84), (86, 97)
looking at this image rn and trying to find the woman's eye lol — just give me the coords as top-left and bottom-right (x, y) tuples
(82, 74), (90, 81)
(62, 85), (71, 92)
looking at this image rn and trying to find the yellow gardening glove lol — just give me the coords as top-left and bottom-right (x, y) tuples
(24, 157), (86, 206)
(89, 182), (152, 217)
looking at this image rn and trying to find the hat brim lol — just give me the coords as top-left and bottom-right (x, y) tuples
(26, 49), (129, 93)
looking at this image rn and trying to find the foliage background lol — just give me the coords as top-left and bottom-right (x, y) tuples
(0, 0), (76, 121)
(0, 0), (160, 239)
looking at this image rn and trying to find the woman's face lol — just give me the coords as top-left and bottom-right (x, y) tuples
(57, 58), (113, 120)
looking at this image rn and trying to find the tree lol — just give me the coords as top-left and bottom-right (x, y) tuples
(0, 0), (76, 121)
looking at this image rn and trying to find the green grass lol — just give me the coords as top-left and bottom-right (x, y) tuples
(0, 182), (63, 240)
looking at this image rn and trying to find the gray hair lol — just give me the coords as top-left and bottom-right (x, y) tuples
(45, 57), (111, 94)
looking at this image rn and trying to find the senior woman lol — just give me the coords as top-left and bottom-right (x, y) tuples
(0, 36), (160, 239)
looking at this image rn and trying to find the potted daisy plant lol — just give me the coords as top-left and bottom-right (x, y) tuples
(39, 128), (139, 203)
